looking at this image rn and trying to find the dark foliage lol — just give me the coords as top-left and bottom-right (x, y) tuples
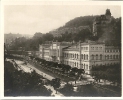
(90, 64), (121, 84)
(4, 61), (51, 96)
(59, 83), (74, 96)
(77, 84), (98, 96)
(63, 16), (96, 28)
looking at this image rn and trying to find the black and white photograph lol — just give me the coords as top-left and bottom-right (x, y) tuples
(2, 0), (122, 98)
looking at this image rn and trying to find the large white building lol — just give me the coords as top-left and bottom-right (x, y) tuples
(39, 41), (120, 74)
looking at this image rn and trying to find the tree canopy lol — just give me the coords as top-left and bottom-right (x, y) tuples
(90, 64), (121, 84)
(4, 61), (51, 96)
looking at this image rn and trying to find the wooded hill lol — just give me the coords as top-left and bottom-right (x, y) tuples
(6, 15), (121, 51)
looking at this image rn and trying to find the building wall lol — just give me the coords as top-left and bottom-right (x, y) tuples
(63, 50), (80, 68)
(39, 42), (120, 74)
(104, 47), (120, 65)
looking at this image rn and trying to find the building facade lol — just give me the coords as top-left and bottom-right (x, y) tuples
(39, 41), (120, 74)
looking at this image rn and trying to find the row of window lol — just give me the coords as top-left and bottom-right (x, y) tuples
(81, 54), (88, 60)
(64, 61), (90, 70)
(44, 52), (120, 61)
(92, 62), (119, 67)
(91, 54), (120, 60)
(82, 47), (88, 50)
(64, 53), (79, 59)
(91, 54), (103, 60)
(64, 61), (79, 68)
(82, 47), (103, 50)
(64, 61), (120, 70)
(64, 53), (90, 60)
(105, 49), (119, 53)
(81, 64), (89, 70)
(105, 55), (120, 60)
(91, 47), (102, 50)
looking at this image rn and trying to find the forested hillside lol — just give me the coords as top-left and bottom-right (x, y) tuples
(60, 15), (96, 28)
(6, 15), (121, 51)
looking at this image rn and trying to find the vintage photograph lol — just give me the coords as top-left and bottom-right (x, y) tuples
(4, 2), (121, 97)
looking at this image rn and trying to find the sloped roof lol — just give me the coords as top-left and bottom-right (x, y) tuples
(63, 43), (79, 51)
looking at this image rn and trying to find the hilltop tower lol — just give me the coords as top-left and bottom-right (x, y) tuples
(92, 9), (112, 36)
(105, 9), (111, 20)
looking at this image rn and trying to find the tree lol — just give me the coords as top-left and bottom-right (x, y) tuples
(51, 78), (61, 94)
(4, 61), (51, 96)
(77, 84), (98, 96)
(90, 64), (121, 85)
(59, 84), (74, 96)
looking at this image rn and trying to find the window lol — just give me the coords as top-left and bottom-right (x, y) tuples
(100, 54), (102, 60)
(91, 47), (93, 50)
(118, 55), (119, 59)
(96, 54), (98, 60)
(100, 47), (102, 50)
(86, 47), (88, 50)
(77, 54), (78, 59)
(107, 55), (109, 59)
(86, 55), (88, 60)
(81, 54), (83, 59)
(105, 55), (107, 60)
(75, 62), (76, 66)
(84, 54), (85, 60)
(86, 65), (88, 70)
(110, 55), (112, 59)
(84, 64), (85, 69)
(92, 55), (94, 60)
(113, 55), (115, 59)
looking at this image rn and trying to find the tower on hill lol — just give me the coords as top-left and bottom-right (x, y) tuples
(105, 9), (111, 20)
(92, 9), (112, 36)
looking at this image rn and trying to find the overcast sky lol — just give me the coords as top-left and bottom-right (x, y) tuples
(4, 5), (121, 35)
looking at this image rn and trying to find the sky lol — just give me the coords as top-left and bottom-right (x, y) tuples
(4, 5), (121, 35)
